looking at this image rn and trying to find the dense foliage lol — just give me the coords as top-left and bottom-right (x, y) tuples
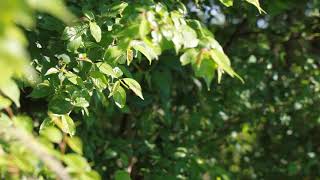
(0, 0), (319, 179)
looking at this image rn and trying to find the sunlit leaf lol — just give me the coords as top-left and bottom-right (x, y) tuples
(45, 68), (59, 76)
(61, 114), (76, 136)
(180, 49), (198, 66)
(90, 22), (102, 42)
(126, 49), (134, 66)
(0, 79), (20, 107)
(246, 0), (266, 14)
(66, 136), (83, 155)
(181, 25), (199, 48)
(210, 49), (244, 83)
(219, 0), (233, 7)
(67, 36), (82, 52)
(131, 40), (158, 64)
(122, 78), (144, 100)
(96, 62), (116, 78)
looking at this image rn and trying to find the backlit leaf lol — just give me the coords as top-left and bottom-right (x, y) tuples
(219, 0), (233, 7)
(180, 49), (198, 66)
(210, 49), (244, 83)
(246, 0), (266, 14)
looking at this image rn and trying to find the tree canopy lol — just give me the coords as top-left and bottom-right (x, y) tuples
(0, 0), (319, 179)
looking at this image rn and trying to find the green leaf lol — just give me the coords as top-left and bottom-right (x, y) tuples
(84, 10), (95, 20)
(181, 25), (199, 48)
(139, 15), (151, 38)
(72, 97), (89, 108)
(90, 22), (102, 42)
(131, 40), (158, 64)
(246, 0), (266, 14)
(67, 36), (82, 52)
(126, 49), (134, 66)
(113, 67), (123, 78)
(122, 78), (144, 100)
(187, 19), (213, 38)
(209, 49), (244, 83)
(81, 171), (101, 180)
(29, 81), (52, 98)
(180, 49), (198, 66)
(104, 46), (126, 64)
(115, 170), (131, 180)
(13, 116), (33, 132)
(63, 154), (90, 172)
(66, 136), (83, 155)
(57, 54), (71, 64)
(62, 26), (77, 40)
(172, 31), (183, 53)
(101, 2), (128, 17)
(113, 85), (126, 108)
(193, 57), (216, 89)
(96, 62), (116, 78)
(61, 114), (76, 136)
(65, 72), (82, 85)
(90, 71), (108, 90)
(40, 126), (63, 143)
(0, 79), (20, 107)
(48, 96), (73, 114)
(45, 67), (59, 76)
(219, 0), (233, 7)
(39, 118), (55, 131)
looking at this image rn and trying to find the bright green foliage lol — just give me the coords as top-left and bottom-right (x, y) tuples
(245, 0), (266, 13)
(0, 0), (320, 179)
(219, 0), (233, 7)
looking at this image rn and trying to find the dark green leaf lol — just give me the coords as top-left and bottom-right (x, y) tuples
(48, 96), (73, 114)
(29, 81), (52, 98)
(115, 170), (131, 180)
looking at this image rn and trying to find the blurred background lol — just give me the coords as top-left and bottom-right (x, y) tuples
(88, 0), (320, 179)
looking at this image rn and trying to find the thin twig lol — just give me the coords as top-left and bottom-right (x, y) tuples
(4, 107), (14, 119)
